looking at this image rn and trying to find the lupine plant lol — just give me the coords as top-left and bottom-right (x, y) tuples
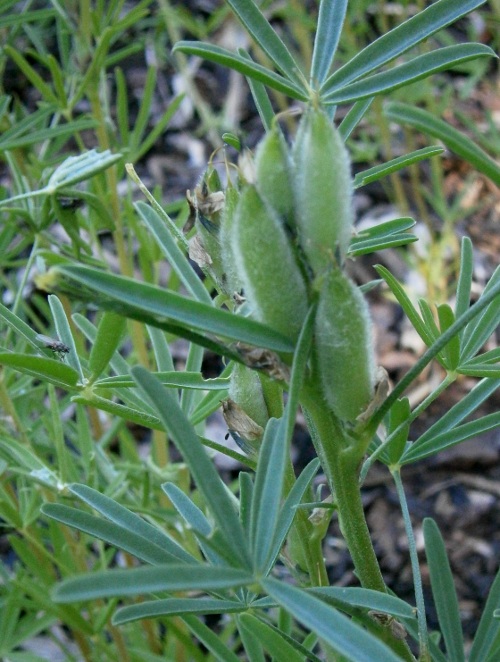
(1, 0), (500, 660)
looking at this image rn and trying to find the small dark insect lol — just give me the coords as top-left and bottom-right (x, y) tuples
(36, 334), (70, 359)
(57, 196), (84, 211)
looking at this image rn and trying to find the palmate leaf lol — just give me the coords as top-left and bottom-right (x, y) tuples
(322, 44), (494, 104)
(320, 0), (488, 94)
(369, 268), (500, 429)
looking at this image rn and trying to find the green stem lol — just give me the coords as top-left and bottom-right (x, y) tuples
(283, 459), (329, 587)
(392, 469), (430, 661)
(301, 380), (416, 661)
(301, 382), (386, 593)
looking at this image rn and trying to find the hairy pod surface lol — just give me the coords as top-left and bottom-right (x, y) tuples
(219, 185), (244, 296)
(231, 185), (308, 341)
(229, 362), (269, 429)
(292, 106), (354, 274)
(254, 126), (294, 224)
(315, 268), (375, 422)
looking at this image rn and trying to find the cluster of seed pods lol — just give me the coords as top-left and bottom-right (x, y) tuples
(190, 106), (376, 447)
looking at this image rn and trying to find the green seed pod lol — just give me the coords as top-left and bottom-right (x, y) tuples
(219, 185), (244, 296)
(315, 268), (375, 422)
(255, 125), (294, 224)
(292, 106), (354, 274)
(231, 184), (308, 341)
(229, 362), (269, 429)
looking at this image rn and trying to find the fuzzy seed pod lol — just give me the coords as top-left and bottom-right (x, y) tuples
(255, 125), (294, 224)
(229, 362), (269, 429)
(292, 106), (354, 274)
(219, 185), (244, 296)
(315, 268), (375, 422)
(231, 185), (308, 341)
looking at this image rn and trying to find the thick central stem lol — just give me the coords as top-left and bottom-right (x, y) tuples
(302, 384), (386, 592)
(301, 380), (416, 661)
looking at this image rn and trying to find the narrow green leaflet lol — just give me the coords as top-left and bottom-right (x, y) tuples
(353, 147), (444, 189)
(262, 578), (403, 662)
(264, 459), (319, 577)
(407, 377), (500, 450)
(53, 265), (295, 354)
(460, 265), (500, 362)
(95, 371), (230, 390)
(0, 299), (52, 356)
(182, 614), (241, 662)
(0, 7), (56, 29)
(73, 391), (163, 429)
(455, 237), (474, 335)
(162, 483), (211, 537)
(309, 586), (415, 620)
(0, 354), (79, 389)
(135, 201), (212, 304)
(132, 367), (251, 569)
(52, 565), (254, 602)
(238, 614), (304, 662)
(225, 0), (304, 86)
(437, 304), (460, 371)
(322, 44), (494, 104)
(311, 0), (348, 87)
(68, 484), (195, 563)
(41, 503), (192, 566)
(347, 218), (417, 257)
(172, 42), (308, 101)
(375, 265), (435, 347)
(0, 116), (96, 154)
(49, 295), (84, 381)
(88, 312), (126, 381)
(385, 102), (500, 186)
(238, 48), (275, 132)
(0, 437), (59, 488)
(320, 0), (488, 93)
(469, 565), (500, 662)
(250, 418), (287, 573)
(46, 149), (122, 191)
(423, 519), (465, 662)
(402, 410), (500, 464)
(338, 98), (374, 140)
(113, 598), (244, 625)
